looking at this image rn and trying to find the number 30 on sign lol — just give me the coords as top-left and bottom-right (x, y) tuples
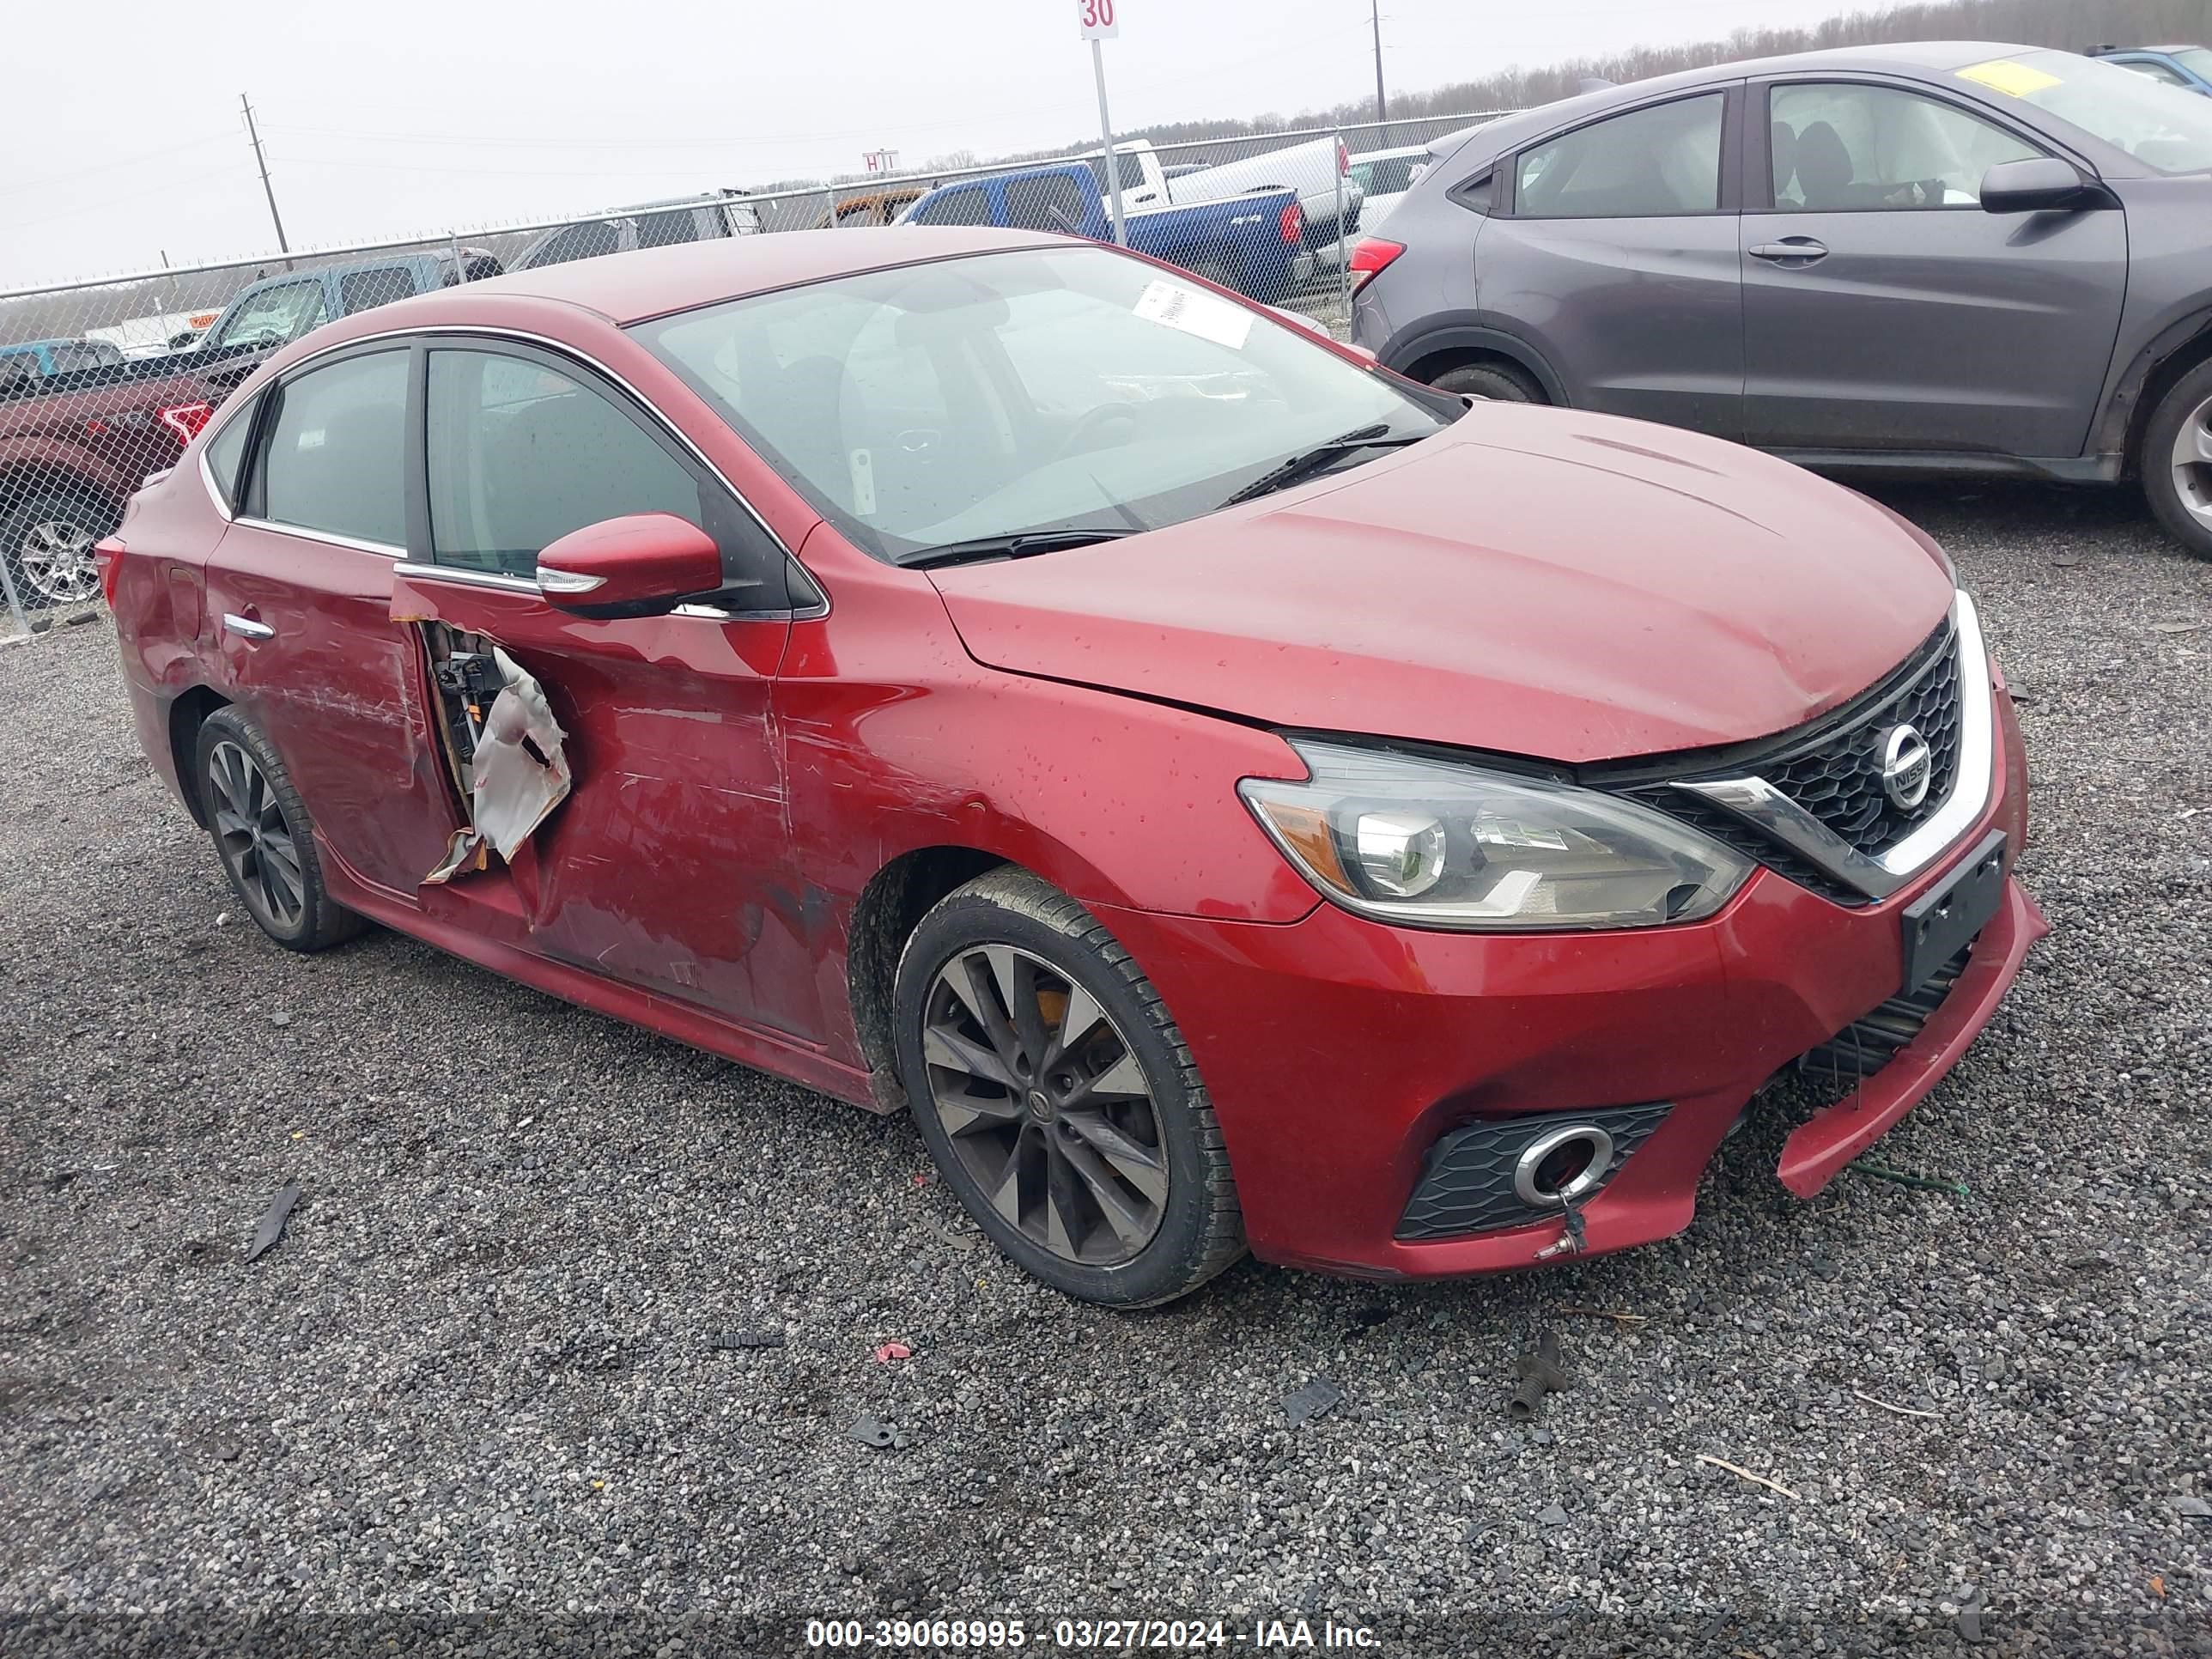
(1078, 0), (1119, 40)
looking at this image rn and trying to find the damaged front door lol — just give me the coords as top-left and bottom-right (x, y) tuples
(389, 342), (819, 1042)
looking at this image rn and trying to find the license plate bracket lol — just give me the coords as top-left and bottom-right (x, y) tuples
(1900, 829), (2007, 993)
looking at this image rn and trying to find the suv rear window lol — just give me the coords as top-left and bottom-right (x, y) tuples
(1515, 94), (1726, 217)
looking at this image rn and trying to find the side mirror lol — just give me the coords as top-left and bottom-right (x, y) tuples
(536, 513), (724, 618)
(1980, 158), (2103, 213)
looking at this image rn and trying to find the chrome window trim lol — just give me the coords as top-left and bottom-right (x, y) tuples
(234, 515), (405, 561)
(264, 320), (799, 562)
(199, 445), (232, 520)
(198, 322), (826, 620)
(1672, 589), (1994, 902)
(393, 560), (541, 596)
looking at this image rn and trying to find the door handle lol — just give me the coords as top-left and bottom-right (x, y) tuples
(1749, 238), (1829, 264)
(223, 611), (275, 640)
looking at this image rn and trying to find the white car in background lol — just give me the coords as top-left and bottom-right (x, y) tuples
(1346, 144), (1430, 234)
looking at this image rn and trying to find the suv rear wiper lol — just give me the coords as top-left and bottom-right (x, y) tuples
(1215, 424), (1429, 509)
(896, 527), (1137, 569)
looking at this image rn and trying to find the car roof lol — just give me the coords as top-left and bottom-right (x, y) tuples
(1433, 40), (2057, 163)
(447, 226), (1065, 325)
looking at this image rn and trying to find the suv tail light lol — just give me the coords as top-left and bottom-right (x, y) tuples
(156, 402), (215, 445)
(1348, 237), (1404, 295)
(94, 536), (125, 608)
(1337, 137), (1351, 175)
(1280, 201), (1305, 246)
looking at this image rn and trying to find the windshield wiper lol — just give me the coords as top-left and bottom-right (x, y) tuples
(1215, 424), (1430, 509)
(895, 527), (1137, 570)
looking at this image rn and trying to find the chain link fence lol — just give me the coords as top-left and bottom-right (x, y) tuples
(0, 109), (1516, 644)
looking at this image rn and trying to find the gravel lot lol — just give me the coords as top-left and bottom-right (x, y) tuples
(2, 481), (2207, 1656)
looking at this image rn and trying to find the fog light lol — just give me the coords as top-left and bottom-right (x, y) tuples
(1353, 810), (1445, 896)
(1512, 1124), (1616, 1207)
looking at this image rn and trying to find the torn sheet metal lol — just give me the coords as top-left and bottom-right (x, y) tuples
(422, 646), (572, 884)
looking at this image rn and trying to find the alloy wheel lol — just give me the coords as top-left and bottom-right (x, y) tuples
(18, 518), (100, 604)
(919, 943), (1170, 1266)
(206, 739), (306, 932)
(2169, 391), (2212, 528)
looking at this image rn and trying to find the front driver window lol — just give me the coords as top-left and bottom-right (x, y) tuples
(1770, 83), (2042, 210)
(1515, 94), (1725, 218)
(425, 349), (703, 577)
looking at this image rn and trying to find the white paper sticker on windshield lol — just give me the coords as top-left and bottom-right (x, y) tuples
(849, 447), (877, 516)
(1133, 280), (1253, 351)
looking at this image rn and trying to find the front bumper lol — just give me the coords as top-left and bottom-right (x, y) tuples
(1096, 681), (2041, 1280)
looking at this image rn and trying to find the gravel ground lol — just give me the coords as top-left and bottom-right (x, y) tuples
(1, 482), (2207, 1657)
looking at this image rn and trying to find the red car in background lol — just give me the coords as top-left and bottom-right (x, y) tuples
(101, 228), (2044, 1305)
(2, 359), (220, 609)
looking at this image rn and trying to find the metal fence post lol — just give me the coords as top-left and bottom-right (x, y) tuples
(1334, 129), (1351, 336)
(0, 544), (32, 642)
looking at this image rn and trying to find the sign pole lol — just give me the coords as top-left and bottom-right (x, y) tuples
(1090, 37), (1127, 246)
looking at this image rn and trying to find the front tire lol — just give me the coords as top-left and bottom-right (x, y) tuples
(2142, 358), (2212, 559)
(194, 708), (367, 953)
(1431, 361), (1544, 404)
(894, 868), (1244, 1307)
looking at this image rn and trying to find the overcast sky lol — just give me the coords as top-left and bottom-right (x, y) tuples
(6, 0), (1860, 289)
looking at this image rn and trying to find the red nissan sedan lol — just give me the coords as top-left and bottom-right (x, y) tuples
(101, 228), (2045, 1306)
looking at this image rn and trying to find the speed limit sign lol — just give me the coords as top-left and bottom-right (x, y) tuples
(1078, 0), (1119, 40)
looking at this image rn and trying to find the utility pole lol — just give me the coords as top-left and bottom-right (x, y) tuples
(1370, 0), (1388, 125)
(240, 93), (291, 258)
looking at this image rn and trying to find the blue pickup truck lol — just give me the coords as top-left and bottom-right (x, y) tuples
(897, 163), (1304, 304)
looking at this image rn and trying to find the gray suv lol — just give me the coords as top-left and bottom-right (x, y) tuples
(1351, 41), (2212, 556)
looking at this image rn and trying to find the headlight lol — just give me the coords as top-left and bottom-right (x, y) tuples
(1239, 739), (1752, 931)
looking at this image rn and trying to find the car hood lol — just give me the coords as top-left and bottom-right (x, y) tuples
(928, 404), (1956, 764)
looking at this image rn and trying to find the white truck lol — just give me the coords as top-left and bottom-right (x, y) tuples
(1083, 134), (1364, 265)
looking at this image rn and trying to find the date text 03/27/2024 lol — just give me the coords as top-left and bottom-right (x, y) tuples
(803, 1618), (1382, 1650)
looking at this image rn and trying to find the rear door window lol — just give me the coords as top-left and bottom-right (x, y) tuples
(1514, 94), (1727, 217)
(424, 348), (703, 576)
(1006, 173), (1088, 232)
(258, 350), (409, 547)
(204, 392), (261, 510)
(338, 264), (418, 314)
(915, 185), (992, 227)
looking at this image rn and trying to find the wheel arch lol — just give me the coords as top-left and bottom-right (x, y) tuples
(1384, 319), (1568, 404)
(845, 845), (1015, 1108)
(166, 685), (232, 830)
(2096, 307), (2212, 477)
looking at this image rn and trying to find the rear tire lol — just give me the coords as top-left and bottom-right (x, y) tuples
(894, 868), (1244, 1308)
(1431, 361), (1544, 404)
(2141, 357), (2212, 559)
(194, 708), (367, 953)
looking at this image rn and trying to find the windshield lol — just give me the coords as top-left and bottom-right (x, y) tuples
(629, 245), (1454, 562)
(2174, 48), (2212, 79)
(1960, 50), (2212, 173)
(211, 280), (328, 350)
